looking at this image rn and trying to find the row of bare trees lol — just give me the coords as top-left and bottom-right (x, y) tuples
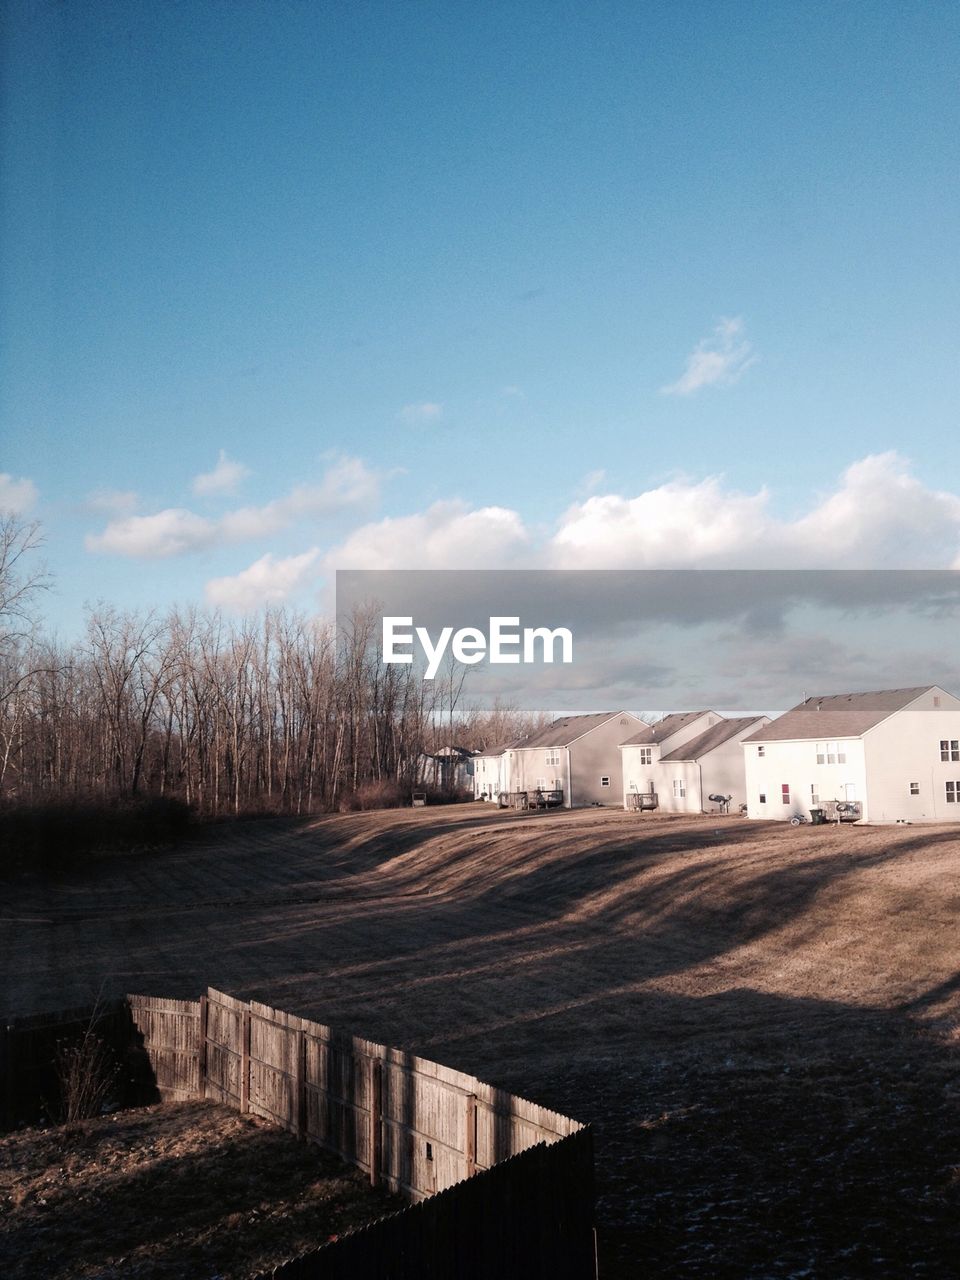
(0, 518), (545, 813)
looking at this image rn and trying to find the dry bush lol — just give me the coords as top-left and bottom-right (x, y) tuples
(55, 1023), (120, 1124)
(338, 779), (405, 812)
(0, 797), (194, 874)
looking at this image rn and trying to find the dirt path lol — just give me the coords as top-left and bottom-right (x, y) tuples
(4, 806), (960, 1275)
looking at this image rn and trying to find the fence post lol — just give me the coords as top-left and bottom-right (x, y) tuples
(369, 1058), (383, 1187)
(197, 995), (208, 1101)
(0, 1025), (12, 1130)
(239, 1008), (251, 1114)
(295, 1028), (305, 1139)
(465, 1092), (477, 1178)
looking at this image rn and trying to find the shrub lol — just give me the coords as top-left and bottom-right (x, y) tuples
(338, 779), (405, 812)
(55, 1021), (120, 1123)
(0, 796), (195, 874)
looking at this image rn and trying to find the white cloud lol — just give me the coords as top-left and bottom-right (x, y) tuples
(192, 450), (251, 497)
(0, 473), (38, 515)
(221, 456), (380, 540)
(84, 450), (960, 578)
(86, 508), (217, 558)
(399, 402), (444, 424)
(87, 455), (379, 559)
(787, 453), (960, 567)
(660, 316), (756, 396)
(205, 549), (322, 613)
(85, 489), (139, 515)
(325, 500), (529, 571)
(550, 453), (960, 570)
(551, 476), (771, 568)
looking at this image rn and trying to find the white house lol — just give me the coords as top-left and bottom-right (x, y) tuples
(416, 745), (476, 793)
(651, 716), (771, 814)
(742, 686), (960, 823)
(502, 711), (648, 808)
(619, 711), (723, 809)
(473, 750), (506, 800)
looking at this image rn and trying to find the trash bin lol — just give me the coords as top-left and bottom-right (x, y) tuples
(809, 808), (826, 825)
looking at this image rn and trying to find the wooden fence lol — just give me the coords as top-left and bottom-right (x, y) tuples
(253, 1126), (597, 1280)
(3, 989), (596, 1277)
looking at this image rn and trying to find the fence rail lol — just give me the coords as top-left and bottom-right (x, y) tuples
(2, 989), (596, 1277)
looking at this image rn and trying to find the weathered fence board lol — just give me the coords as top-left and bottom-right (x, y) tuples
(198, 989), (581, 1203)
(253, 1127), (596, 1280)
(127, 994), (201, 1099)
(3, 988), (596, 1278)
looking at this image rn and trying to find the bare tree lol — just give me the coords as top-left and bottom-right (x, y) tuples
(0, 515), (48, 643)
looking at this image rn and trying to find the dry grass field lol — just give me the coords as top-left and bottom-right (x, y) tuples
(0, 1100), (402, 1279)
(4, 804), (960, 1276)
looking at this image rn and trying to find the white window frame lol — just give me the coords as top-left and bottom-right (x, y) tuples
(545, 748), (561, 767)
(639, 747), (652, 765)
(673, 778), (685, 799)
(940, 740), (960, 762)
(600, 775), (610, 787)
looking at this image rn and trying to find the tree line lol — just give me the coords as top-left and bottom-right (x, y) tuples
(0, 517), (545, 814)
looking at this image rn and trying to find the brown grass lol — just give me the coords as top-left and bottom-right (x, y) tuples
(5, 805), (960, 1275)
(0, 1101), (401, 1279)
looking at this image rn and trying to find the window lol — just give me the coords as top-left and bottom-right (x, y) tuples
(757, 745), (765, 757)
(940, 740), (960, 762)
(910, 782), (919, 795)
(759, 792), (767, 804)
(639, 747), (652, 765)
(810, 784), (819, 804)
(673, 779), (685, 798)
(536, 777), (547, 790)
(815, 741), (846, 765)
(545, 748), (561, 767)
(600, 775), (610, 787)
(934, 696), (941, 707)
(781, 784), (790, 805)
(946, 782), (960, 803)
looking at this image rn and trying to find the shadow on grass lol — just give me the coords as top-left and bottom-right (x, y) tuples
(0, 1101), (401, 1280)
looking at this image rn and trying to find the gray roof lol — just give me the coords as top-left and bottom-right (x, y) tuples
(620, 711), (712, 748)
(506, 712), (639, 751)
(659, 717), (768, 762)
(743, 687), (935, 743)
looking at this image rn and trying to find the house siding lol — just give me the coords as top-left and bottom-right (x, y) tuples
(743, 688), (960, 823)
(506, 712), (646, 808)
(620, 712), (720, 811)
(861, 691), (960, 821)
(473, 754), (504, 800)
(744, 738), (868, 821)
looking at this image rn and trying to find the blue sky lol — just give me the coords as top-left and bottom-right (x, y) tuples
(2, 0), (959, 634)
